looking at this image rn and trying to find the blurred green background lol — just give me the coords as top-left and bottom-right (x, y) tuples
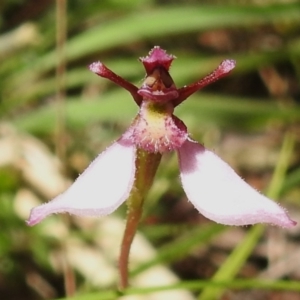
(0, 0), (300, 299)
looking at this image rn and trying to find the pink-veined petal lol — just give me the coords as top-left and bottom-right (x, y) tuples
(178, 140), (296, 228)
(27, 136), (136, 226)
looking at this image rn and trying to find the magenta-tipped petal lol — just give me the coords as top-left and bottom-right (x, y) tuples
(178, 140), (296, 228)
(27, 137), (136, 226)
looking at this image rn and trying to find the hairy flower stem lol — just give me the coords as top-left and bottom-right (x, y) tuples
(119, 149), (161, 289)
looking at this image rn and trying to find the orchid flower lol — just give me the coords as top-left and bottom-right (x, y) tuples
(27, 47), (296, 288)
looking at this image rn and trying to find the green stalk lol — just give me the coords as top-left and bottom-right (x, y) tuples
(119, 149), (161, 289)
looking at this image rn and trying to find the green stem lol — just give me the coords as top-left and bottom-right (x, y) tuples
(119, 149), (161, 289)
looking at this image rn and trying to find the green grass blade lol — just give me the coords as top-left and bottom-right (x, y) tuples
(6, 3), (300, 90)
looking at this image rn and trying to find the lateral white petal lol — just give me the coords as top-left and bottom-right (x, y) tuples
(178, 140), (296, 228)
(27, 137), (136, 225)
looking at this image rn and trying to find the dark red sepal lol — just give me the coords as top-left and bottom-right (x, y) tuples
(173, 59), (236, 107)
(139, 46), (175, 74)
(89, 61), (142, 106)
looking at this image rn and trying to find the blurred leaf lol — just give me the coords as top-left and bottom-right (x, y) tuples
(13, 93), (300, 135)
(4, 2), (300, 96)
(132, 223), (225, 277)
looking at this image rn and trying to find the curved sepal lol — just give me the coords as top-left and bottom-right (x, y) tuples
(178, 140), (296, 228)
(27, 136), (136, 226)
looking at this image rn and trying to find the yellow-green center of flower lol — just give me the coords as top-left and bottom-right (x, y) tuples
(131, 100), (188, 153)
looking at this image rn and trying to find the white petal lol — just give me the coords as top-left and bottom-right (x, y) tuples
(178, 140), (296, 228)
(27, 137), (136, 226)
